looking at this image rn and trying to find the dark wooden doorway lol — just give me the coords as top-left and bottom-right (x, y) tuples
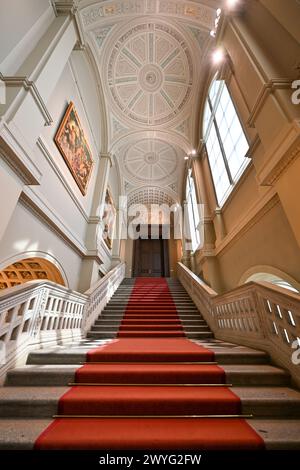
(133, 227), (169, 277)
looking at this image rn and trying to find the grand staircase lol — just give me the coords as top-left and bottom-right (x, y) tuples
(88, 279), (213, 340)
(0, 278), (300, 449)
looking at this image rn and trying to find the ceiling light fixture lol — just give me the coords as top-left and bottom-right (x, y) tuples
(227, 0), (239, 8)
(212, 48), (225, 65)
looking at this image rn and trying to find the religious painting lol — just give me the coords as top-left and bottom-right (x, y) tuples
(54, 102), (94, 195)
(102, 188), (116, 250)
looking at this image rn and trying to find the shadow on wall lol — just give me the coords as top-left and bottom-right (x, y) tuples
(0, 257), (65, 290)
(239, 266), (300, 294)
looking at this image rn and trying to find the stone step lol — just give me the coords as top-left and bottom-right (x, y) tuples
(91, 325), (211, 333)
(0, 417), (300, 450)
(26, 345), (270, 366)
(87, 328), (213, 339)
(91, 325), (185, 332)
(7, 364), (288, 387)
(101, 312), (202, 319)
(0, 386), (299, 419)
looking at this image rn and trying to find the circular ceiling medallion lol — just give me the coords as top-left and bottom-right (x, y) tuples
(122, 139), (178, 184)
(144, 151), (159, 164)
(138, 64), (163, 93)
(105, 22), (193, 127)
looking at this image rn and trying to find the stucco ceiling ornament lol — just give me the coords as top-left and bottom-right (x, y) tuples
(103, 21), (194, 127)
(122, 138), (178, 184)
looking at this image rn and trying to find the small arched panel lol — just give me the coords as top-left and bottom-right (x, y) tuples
(0, 257), (65, 290)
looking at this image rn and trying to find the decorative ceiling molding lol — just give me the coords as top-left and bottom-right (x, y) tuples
(102, 20), (194, 128)
(80, 1), (216, 30)
(127, 186), (178, 206)
(93, 24), (114, 49)
(121, 138), (179, 185)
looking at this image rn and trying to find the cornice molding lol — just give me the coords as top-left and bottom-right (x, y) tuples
(51, 1), (85, 49)
(0, 73), (53, 126)
(247, 78), (293, 128)
(51, 1), (79, 16)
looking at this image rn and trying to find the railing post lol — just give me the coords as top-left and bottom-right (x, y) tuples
(32, 288), (49, 337)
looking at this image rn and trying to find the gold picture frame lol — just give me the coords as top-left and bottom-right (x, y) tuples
(54, 102), (94, 195)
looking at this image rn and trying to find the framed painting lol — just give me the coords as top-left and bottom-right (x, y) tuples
(102, 188), (116, 250)
(54, 102), (94, 195)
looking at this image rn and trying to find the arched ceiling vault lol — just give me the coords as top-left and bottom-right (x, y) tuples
(76, 0), (220, 205)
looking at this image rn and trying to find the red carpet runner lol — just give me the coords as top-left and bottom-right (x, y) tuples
(35, 278), (264, 450)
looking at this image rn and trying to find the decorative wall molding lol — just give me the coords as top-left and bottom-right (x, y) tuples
(52, 1), (85, 49)
(214, 188), (279, 257)
(0, 122), (42, 185)
(256, 120), (300, 186)
(0, 73), (53, 126)
(36, 137), (89, 221)
(52, 1), (79, 16)
(245, 133), (261, 158)
(247, 78), (293, 128)
(68, 56), (100, 153)
(20, 188), (87, 256)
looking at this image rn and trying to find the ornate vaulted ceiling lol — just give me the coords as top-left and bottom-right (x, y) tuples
(77, 0), (219, 205)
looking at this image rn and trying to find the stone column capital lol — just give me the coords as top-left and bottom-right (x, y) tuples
(99, 152), (113, 168)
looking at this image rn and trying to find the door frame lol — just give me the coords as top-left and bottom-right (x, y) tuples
(132, 225), (170, 277)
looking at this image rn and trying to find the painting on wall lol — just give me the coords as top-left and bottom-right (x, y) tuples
(102, 188), (116, 250)
(54, 102), (94, 195)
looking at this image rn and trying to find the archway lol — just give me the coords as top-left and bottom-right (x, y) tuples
(0, 257), (65, 290)
(239, 266), (300, 294)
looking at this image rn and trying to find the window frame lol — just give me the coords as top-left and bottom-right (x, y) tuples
(186, 169), (201, 252)
(203, 78), (250, 206)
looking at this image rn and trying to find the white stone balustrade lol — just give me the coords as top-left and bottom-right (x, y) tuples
(0, 262), (125, 382)
(177, 262), (300, 386)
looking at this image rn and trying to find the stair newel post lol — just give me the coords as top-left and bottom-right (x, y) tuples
(32, 288), (49, 338)
(252, 286), (270, 341)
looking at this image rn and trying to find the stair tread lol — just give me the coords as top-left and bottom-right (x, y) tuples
(0, 418), (299, 450)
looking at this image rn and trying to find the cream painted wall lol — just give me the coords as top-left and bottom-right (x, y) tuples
(0, 159), (23, 241)
(191, 1), (300, 295)
(0, 0), (53, 74)
(0, 202), (82, 291)
(217, 201), (300, 293)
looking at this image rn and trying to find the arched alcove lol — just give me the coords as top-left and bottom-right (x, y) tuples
(0, 257), (65, 290)
(239, 266), (300, 294)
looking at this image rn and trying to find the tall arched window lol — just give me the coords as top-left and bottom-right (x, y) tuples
(203, 79), (250, 205)
(186, 169), (200, 251)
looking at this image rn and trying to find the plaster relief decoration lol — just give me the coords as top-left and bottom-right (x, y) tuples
(54, 102), (94, 195)
(123, 139), (178, 184)
(81, 1), (216, 30)
(104, 21), (194, 127)
(102, 188), (116, 249)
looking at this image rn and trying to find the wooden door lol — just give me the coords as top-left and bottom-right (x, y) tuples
(133, 236), (169, 277)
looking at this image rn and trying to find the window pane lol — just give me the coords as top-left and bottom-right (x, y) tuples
(206, 125), (231, 203)
(186, 171), (201, 251)
(203, 102), (212, 137)
(215, 84), (249, 181)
